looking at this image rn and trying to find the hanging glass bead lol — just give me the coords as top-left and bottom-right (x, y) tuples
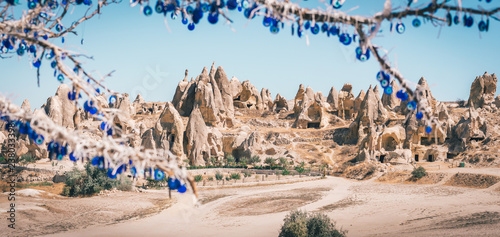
(168, 178), (181, 189)
(107, 169), (118, 179)
(304, 21), (310, 30)
(109, 95), (117, 104)
(270, 23), (279, 34)
(28, 0), (36, 9)
(188, 23), (195, 31)
(454, 15), (460, 25)
(425, 126), (432, 134)
(263, 17), (272, 27)
(33, 59), (41, 68)
(131, 167), (137, 177)
(339, 33), (351, 46)
(331, 0), (344, 9)
(57, 74), (64, 82)
(51, 60), (57, 68)
(16, 48), (25, 56)
(155, 0), (164, 13)
(465, 16), (474, 27)
(329, 26), (339, 36)
(92, 156), (105, 169)
(355, 47), (370, 62)
(193, 8), (203, 24)
(416, 111), (423, 120)
(208, 12), (219, 24)
(182, 17), (188, 25)
(396, 90), (409, 101)
(380, 78), (390, 88)
(310, 24), (320, 35)
(227, 0), (237, 10)
(69, 152), (79, 162)
(33, 133), (44, 145)
(177, 184), (187, 193)
(407, 101), (417, 110)
(143, 5), (153, 16)
(242, 0), (249, 8)
(376, 71), (389, 82)
(154, 169), (165, 181)
(171, 12), (177, 20)
(478, 20), (487, 32)
(384, 86), (393, 95)
(186, 5), (194, 14)
(396, 22), (405, 34)
(412, 18), (421, 27)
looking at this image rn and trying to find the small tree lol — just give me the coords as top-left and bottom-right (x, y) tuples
(295, 162), (306, 177)
(231, 173), (241, 180)
(279, 157), (288, 169)
(411, 166), (427, 179)
(265, 157), (276, 169)
(250, 155), (261, 165)
(225, 154), (235, 166)
(215, 172), (223, 185)
(279, 210), (345, 237)
(210, 157), (218, 167)
(239, 156), (250, 167)
(282, 169), (290, 176)
(194, 175), (203, 184)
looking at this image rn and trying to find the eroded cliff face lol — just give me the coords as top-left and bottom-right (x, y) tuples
(12, 66), (500, 169)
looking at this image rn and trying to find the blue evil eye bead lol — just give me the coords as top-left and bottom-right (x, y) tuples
(200, 2), (209, 12)
(29, 45), (36, 53)
(416, 111), (424, 120)
(310, 24), (320, 35)
(57, 74), (64, 82)
(208, 12), (219, 24)
(109, 95), (117, 104)
(321, 23), (329, 33)
(182, 17), (188, 25)
(130, 167), (137, 177)
(339, 33), (351, 46)
(84, 100), (93, 111)
(91, 156), (105, 169)
(33, 133), (44, 145)
(454, 15), (460, 25)
(412, 18), (421, 27)
(107, 169), (117, 179)
(396, 22), (405, 34)
(465, 16), (474, 27)
(51, 60), (57, 68)
(171, 12), (177, 20)
(155, 1), (164, 13)
(227, 0), (237, 10)
(478, 20), (487, 32)
(143, 5), (153, 16)
(187, 23), (195, 31)
(355, 47), (370, 62)
(331, 0), (344, 9)
(384, 86), (393, 95)
(168, 178), (181, 189)
(329, 26), (339, 36)
(396, 90), (409, 101)
(270, 24), (279, 34)
(16, 47), (25, 56)
(116, 164), (126, 174)
(304, 21), (310, 30)
(446, 13), (452, 26)
(425, 126), (432, 134)
(83, 0), (91, 5)
(68, 91), (76, 100)
(33, 59), (41, 68)
(42, 35), (48, 40)
(69, 152), (78, 162)
(263, 17), (272, 27)
(376, 71), (389, 81)
(244, 9), (256, 19)
(380, 79), (390, 88)
(100, 121), (108, 130)
(28, 0), (36, 9)
(186, 5), (194, 14)
(177, 184), (187, 193)
(154, 169), (165, 181)
(242, 0), (249, 8)
(407, 100), (417, 110)
(192, 8), (203, 24)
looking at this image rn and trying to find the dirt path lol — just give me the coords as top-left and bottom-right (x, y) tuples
(42, 175), (500, 237)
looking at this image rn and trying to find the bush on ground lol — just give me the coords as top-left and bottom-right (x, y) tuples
(411, 166), (427, 179)
(279, 210), (346, 237)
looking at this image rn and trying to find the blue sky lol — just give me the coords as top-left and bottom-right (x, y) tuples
(2, 0), (499, 109)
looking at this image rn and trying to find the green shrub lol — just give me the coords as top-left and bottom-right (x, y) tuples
(243, 170), (252, 178)
(231, 173), (241, 180)
(225, 176), (231, 181)
(250, 155), (261, 164)
(279, 210), (346, 237)
(215, 172), (223, 181)
(411, 166), (427, 179)
(282, 169), (290, 176)
(62, 162), (132, 197)
(207, 177), (214, 181)
(194, 174), (203, 183)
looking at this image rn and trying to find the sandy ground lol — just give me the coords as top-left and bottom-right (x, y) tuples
(16, 169), (496, 237)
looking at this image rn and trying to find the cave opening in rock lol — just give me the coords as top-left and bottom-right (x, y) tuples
(307, 122), (320, 128)
(380, 155), (386, 163)
(428, 154), (434, 162)
(415, 155), (419, 162)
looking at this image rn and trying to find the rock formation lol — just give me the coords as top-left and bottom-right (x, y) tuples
(327, 86), (339, 110)
(381, 80), (400, 109)
(43, 84), (76, 128)
(273, 94), (289, 113)
(338, 84), (355, 119)
(234, 80), (263, 110)
(261, 88), (273, 110)
(468, 72), (497, 109)
(155, 102), (184, 157)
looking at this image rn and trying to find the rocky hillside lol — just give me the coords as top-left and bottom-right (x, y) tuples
(3, 63), (500, 172)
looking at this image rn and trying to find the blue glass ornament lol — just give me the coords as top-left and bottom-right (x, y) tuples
(107, 168), (117, 179)
(131, 167), (137, 177)
(154, 169), (165, 181)
(177, 184), (187, 193)
(380, 79), (390, 88)
(68, 91), (76, 101)
(270, 24), (279, 34)
(384, 86), (393, 95)
(425, 126), (432, 134)
(242, 0), (249, 8)
(304, 21), (310, 30)
(412, 18), (421, 27)
(376, 71), (389, 81)
(69, 152), (78, 162)
(155, 0), (164, 13)
(143, 5), (153, 16)
(171, 12), (177, 20)
(329, 26), (339, 36)
(416, 111), (423, 120)
(182, 17), (188, 25)
(396, 22), (405, 34)
(208, 12), (219, 24)
(446, 13), (452, 26)
(454, 15), (460, 25)
(33, 133), (44, 145)
(33, 59), (41, 68)
(42, 35), (48, 40)
(76, 0), (83, 4)
(310, 24), (320, 34)
(51, 60), (57, 68)
(109, 95), (117, 104)
(100, 121), (108, 131)
(29, 45), (36, 53)
(244, 9), (256, 19)
(62, 0), (67, 5)
(16, 48), (25, 56)
(355, 47), (370, 62)
(57, 74), (64, 82)
(407, 101), (417, 110)
(339, 33), (351, 46)
(188, 23), (195, 31)
(28, 0), (36, 9)
(263, 17), (272, 27)
(227, 0), (237, 10)
(465, 16), (474, 27)
(186, 6), (194, 14)
(193, 8), (203, 24)
(321, 23), (329, 33)
(478, 20), (487, 32)
(117, 164), (126, 174)
(168, 178), (181, 189)
(331, 0), (343, 9)
(92, 156), (105, 169)
(165, 2), (176, 12)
